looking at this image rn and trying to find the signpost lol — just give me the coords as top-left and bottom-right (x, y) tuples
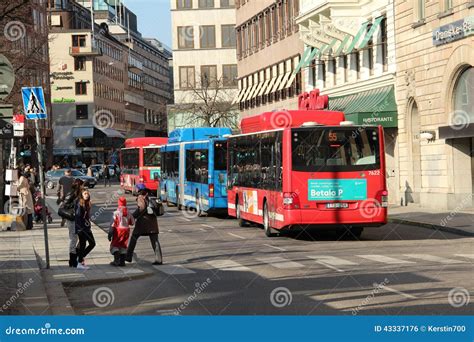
(22, 86), (50, 269)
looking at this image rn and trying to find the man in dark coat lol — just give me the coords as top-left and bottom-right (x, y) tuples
(125, 189), (162, 265)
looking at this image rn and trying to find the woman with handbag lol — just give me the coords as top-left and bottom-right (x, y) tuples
(59, 179), (84, 267)
(75, 189), (95, 270)
(125, 188), (163, 265)
(17, 169), (34, 230)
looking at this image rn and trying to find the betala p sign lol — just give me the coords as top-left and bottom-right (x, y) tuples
(21, 86), (47, 120)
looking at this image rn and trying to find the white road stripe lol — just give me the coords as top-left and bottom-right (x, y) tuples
(206, 260), (250, 271)
(199, 228), (206, 231)
(153, 264), (196, 275)
(179, 218), (191, 222)
(263, 244), (286, 251)
(201, 224), (215, 229)
(257, 256), (304, 269)
(455, 254), (474, 260)
(314, 261), (345, 273)
(308, 255), (358, 266)
(357, 255), (415, 265)
(404, 254), (466, 264)
(228, 232), (245, 239)
(382, 286), (417, 299)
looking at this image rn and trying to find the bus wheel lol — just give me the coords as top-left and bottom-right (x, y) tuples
(350, 227), (364, 239)
(236, 199), (248, 227)
(263, 203), (276, 237)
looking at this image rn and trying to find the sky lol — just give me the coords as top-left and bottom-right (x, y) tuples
(125, 0), (172, 48)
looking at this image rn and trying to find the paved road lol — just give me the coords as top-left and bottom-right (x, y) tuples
(62, 185), (474, 315)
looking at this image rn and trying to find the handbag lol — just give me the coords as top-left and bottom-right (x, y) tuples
(58, 206), (75, 221)
(148, 197), (164, 217)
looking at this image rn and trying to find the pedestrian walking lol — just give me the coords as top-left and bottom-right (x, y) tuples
(108, 197), (134, 267)
(125, 188), (163, 265)
(75, 189), (95, 269)
(16, 169), (34, 230)
(57, 169), (74, 227)
(58, 179), (84, 268)
(87, 166), (93, 178)
(103, 165), (111, 187)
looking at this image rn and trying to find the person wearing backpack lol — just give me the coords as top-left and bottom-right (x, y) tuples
(108, 197), (134, 266)
(125, 189), (163, 265)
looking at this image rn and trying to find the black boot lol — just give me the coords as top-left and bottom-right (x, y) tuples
(68, 253), (73, 267)
(110, 252), (120, 266)
(119, 254), (126, 267)
(69, 253), (78, 268)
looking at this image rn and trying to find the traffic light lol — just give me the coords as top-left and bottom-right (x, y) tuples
(20, 145), (31, 157)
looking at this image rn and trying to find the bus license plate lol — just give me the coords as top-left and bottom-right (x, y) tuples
(326, 203), (349, 209)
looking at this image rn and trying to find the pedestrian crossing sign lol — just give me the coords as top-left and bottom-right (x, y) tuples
(21, 87), (47, 119)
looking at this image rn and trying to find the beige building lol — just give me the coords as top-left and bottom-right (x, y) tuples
(169, 0), (239, 131)
(235, 0), (304, 118)
(394, 1), (474, 210)
(295, 0), (399, 203)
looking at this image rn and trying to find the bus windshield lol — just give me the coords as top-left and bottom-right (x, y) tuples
(292, 127), (380, 172)
(144, 148), (161, 167)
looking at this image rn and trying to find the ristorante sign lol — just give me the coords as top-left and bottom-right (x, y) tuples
(433, 16), (474, 46)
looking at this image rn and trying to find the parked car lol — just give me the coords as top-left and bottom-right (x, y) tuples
(89, 164), (104, 179)
(45, 169), (97, 190)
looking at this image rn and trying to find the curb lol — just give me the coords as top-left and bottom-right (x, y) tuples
(388, 218), (474, 237)
(62, 269), (153, 288)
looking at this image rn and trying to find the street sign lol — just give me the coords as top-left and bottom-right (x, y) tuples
(12, 114), (24, 137)
(21, 87), (47, 120)
(0, 118), (13, 139)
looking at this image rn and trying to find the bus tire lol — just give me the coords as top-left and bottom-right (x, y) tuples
(263, 202), (276, 237)
(236, 198), (248, 227)
(350, 227), (364, 239)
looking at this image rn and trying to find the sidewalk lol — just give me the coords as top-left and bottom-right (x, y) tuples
(388, 205), (474, 237)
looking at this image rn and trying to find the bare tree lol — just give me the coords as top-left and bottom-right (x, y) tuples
(174, 74), (239, 130)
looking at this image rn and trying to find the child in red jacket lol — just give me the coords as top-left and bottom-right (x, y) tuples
(109, 197), (134, 266)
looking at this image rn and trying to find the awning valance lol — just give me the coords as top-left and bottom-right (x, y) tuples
(328, 85), (398, 128)
(72, 127), (94, 138)
(99, 128), (125, 138)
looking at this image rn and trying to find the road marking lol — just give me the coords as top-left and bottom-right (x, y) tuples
(357, 255), (415, 265)
(52, 273), (86, 280)
(404, 254), (466, 264)
(382, 285), (417, 299)
(228, 232), (245, 239)
(314, 261), (345, 272)
(121, 268), (144, 275)
(257, 256), (304, 269)
(153, 264), (196, 275)
(180, 218), (191, 222)
(308, 255), (358, 266)
(455, 254), (474, 260)
(263, 244), (286, 251)
(206, 260), (250, 271)
(199, 228), (206, 231)
(201, 224), (215, 229)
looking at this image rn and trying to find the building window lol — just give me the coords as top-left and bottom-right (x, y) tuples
(329, 57), (336, 85)
(75, 82), (87, 95)
(351, 51), (360, 79)
(200, 25), (216, 48)
(76, 104), (88, 120)
(74, 56), (86, 71)
(222, 64), (237, 87)
(367, 23), (374, 76)
(201, 65), (217, 87)
(179, 66), (195, 89)
(222, 24), (236, 48)
(272, 6), (278, 42)
(444, 0), (453, 10)
(417, 0), (425, 20)
(341, 55), (348, 83)
(453, 67), (474, 120)
(380, 17), (388, 71)
(199, 0), (214, 8)
(177, 0), (192, 9)
(220, 0), (235, 8)
(259, 15), (265, 48)
(178, 26), (194, 49)
(72, 35), (86, 47)
(236, 28), (242, 58)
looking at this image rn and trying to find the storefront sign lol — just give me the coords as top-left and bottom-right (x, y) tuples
(50, 71), (74, 80)
(345, 112), (398, 128)
(12, 114), (24, 137)
(53, 98), (75, 103)
(433, 16), (474, 46)
(55, 86), (73, 90)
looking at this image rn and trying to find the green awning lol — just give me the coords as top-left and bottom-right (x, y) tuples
(358, 16), (384, 49)
(334, 35), (350, 55)
(293, 47), (320, 75)
(328, 85), (398, 128)
(345, 21), (369, 54)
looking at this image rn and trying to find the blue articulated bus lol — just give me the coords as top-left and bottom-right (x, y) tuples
(160, 127), (232, 215)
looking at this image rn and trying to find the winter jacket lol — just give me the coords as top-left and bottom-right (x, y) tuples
(75, 202), (91, 233)
(109, 207), (134, 249)
(132, 195), (159, 235)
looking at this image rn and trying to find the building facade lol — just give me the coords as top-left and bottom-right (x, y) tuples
(48, 0), (127, 166)
(394, 1), (474, 210)
(295, 0), (399, 203)
(169, 0), (239, 131)
(235, 0), (304, 119)
(0, 0), (53, 167)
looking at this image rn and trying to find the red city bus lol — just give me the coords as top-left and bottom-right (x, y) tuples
(227, 90), (388, 237)
(120, 137), (168, 194)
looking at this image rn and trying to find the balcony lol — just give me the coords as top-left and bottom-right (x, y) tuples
(69, 46), (102, 57)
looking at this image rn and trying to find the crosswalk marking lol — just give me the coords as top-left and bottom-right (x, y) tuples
(454, 254), (474, 260)
(357, 255), (415, 264)
(206, 260), (250, 271)
(308, 256), (358, 266)
(154, 264), (196, 275)
(403, 254), (466, 264)
(257, 256), (304, 269)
